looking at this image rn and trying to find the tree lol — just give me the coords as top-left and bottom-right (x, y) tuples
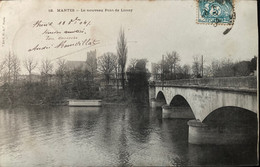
(211, 58), (234, 77)
(0, 52), (21, 104)
(2, 52), (20, 84)
(117, 28), (128, 90)
(40, 58), (53, 83)
(4, 52), (13, 84)
(115, 62), (120, 91)
(41, 58), (53, 75)
(98, 52), (117, 84)
(221, 58), (234, 76)
(203, 65), (213, 77)
(182, 64), (191, 79)
(56, 59), (67, 72)
(86, 50), (97, 79)
(210, 59), (221, 77)
(64, 68), (96, 99)
(165, 51), (180, 79)
(56, 59), (67, 84)
(158, 56), (170, 80)
(0, 60), (6, 81)
(11, 55), (20, 83)
(23, 56), (38, 82)
(126, 59), (150, 104)
(208, 58), (238, 77)
(151, 62), (161, 74)
(128, 58), (138, 71)
(134, 59), (148, 72)
(233, 61), (250, 76)
(249, 56), (257, 73)
(192, 56), (201, 78)
(151, 62), (161, 80)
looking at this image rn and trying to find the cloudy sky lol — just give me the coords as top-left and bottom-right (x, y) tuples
(0, 0), (258, 73)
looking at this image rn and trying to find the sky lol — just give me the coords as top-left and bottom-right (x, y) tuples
(0, 0), (258, 74)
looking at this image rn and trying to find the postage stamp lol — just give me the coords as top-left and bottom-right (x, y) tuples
(197, 0), (235, 26)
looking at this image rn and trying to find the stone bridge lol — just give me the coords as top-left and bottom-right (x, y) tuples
(149, 76), (258, 145)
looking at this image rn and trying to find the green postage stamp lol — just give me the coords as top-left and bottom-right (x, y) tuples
(197, 0), (235, 25)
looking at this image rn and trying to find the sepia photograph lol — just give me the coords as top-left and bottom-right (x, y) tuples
(0, 0), (258, 166)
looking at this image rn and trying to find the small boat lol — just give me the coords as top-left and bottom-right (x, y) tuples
(68, 99), (102, 107)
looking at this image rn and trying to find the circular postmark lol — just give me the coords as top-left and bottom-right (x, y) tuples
(209, 3), (222, 17)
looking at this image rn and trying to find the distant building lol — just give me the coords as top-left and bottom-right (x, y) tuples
(65, 61), (88, 71)
(65, 50), (97, 72)
(86, 50), (98, 75)
(17, 74), (41, 83)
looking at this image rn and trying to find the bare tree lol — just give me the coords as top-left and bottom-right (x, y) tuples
(210, 58), (234, 77)
(210, 59), (221, 76)
(233, 61), (251, 76)
(12, 55), (20, 83)
(151, 62), (162, 80)
(221, 58), (234, 76)
(98, 52), (117, 84)
(0, 53), (21, 104)
(203, 65), (213, 77)
(165, 51), (180, 79)
(192, 55), (201, 78)
(56, 59), (67, 72)
(0, 60), (6, 80)
(23, 56), (38, 82)
(5, 52), (13, 84)
(117, 28), (128, 90)
(115, 62), (120, 91)
(56, 59), (67, 84)
(151, 62), (161, 74)
(1, 52), (20, 84)
(182, 64), (191, 78)
(40, 58), (53, 83)
(128, 58), (138, 71)
(41, 58), (53, 75)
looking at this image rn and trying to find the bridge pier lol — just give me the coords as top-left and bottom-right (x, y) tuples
(150, 98), (165, 108)
(187, 119), (256, 145)
(162, 105), (195, 119)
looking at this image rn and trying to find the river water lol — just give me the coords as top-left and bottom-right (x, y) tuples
(0, 105), (257, 166)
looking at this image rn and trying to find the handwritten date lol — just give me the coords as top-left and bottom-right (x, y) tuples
(33, 17), (91, 28)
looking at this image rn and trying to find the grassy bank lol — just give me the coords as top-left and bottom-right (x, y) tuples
(0, 83), (149, 108)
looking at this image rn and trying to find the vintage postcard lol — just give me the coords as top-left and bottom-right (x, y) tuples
(0, 0), (258, 166)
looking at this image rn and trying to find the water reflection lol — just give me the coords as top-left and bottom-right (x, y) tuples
(0, 105), (257, 166)
(188, 144), (257, 166)
(128, 106), (152, 143)
(70, 107), (101, 133)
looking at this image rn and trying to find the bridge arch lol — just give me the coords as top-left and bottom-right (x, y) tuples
(169, 95), (196, 118)
(158, 94), (196, 119)
(150, 91), (167, 108)
(203, 106), (257, 124)
(200, 93), (257, 122)
(202, 106), (258, 144)
(156, 91), (167, 104)
(170, 94), (192, 107)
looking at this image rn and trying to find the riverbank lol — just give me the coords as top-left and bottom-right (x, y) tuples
(0, 97), (148, 108)
(101, 90), (149, 107)
(0, 80), (149, 108)
(0, 90), (148, 108)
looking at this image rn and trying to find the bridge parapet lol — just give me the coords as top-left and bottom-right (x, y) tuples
(153, 76), (257, 92)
